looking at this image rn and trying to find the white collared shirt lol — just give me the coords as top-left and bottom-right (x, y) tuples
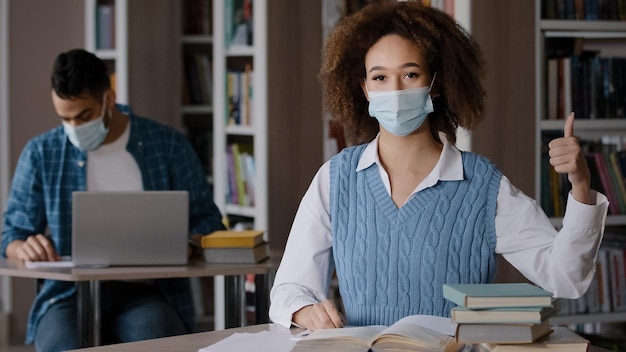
(269, 135), (609, 328)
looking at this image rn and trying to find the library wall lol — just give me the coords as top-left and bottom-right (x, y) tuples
(470, 0), (536, 283)
(7, 0), (84, 343)
(470, 0), (536, 198)
(127, 0), (182, 131)
(267, 0), (324, 250)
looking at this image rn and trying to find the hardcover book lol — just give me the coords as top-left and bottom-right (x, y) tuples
(200, 230), (265, 248)
(202, 242), (269, 264)
(443, 283), (554, 309)
(455, 319), (553, 344)
(479, 326), (589, 351)
(451, 306), (556, 324)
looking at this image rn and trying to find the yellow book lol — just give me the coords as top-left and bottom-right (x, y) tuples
(200, 230), (265, 248)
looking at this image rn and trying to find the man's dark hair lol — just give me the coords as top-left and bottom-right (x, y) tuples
(51, 49), (110, 100)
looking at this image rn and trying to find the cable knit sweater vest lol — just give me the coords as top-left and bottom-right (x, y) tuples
(329, 144), (502, 326)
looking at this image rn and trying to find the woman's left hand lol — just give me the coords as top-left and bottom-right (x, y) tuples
(548, 112), (592, 204)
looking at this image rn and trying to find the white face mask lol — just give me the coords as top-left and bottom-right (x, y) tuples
(63, 96), (110, 151)
(367, 74), (436, 137)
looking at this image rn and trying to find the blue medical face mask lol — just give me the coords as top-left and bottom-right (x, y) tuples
(63, 96), (110, 151)
(366, 75), (436, 137)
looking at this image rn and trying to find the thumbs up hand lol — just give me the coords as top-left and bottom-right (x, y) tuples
(547, 112), (591, 204)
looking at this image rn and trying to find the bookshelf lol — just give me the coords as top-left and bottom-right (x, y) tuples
(211, 12), (266, 331)
(84, 0), (128, 104)
(534, 0), (626, 328)
(212, 0), (267, 233)
(180, 0), (214, 182)
(536, 17), (626, 220)
(212, 0), (323, 247)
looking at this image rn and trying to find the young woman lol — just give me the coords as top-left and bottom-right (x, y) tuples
(269, 2), (608, 330)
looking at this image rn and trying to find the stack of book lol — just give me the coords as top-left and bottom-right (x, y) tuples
(200, 230), (269, 264)
(443, 283), (587, 351)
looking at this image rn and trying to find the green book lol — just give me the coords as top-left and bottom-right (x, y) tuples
(451, 305), (557, 324)
(443, 283), (553, 309)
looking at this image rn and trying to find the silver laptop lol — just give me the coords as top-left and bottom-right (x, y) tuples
(71, 191), (189, 267)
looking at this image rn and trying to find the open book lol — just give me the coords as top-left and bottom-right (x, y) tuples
(294, 315), (462, 352)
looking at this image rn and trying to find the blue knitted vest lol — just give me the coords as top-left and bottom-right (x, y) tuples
(329, 144), (501, 326)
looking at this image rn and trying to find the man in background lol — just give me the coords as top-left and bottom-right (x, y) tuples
(1, 48), (224, 351)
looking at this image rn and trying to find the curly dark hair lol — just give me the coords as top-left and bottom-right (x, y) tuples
(320, 2), (486, 146)
(51, 49), (110, 100)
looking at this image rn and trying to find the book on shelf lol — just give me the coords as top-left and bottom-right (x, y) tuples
(200, 230), (265, 248)
(225, 0), (253, 47)
(450, 305), (556, 325)
(295, 314), (461, 352)
(607, 246), (626, 311)
(592, 151), (621, 215)
(96, 2), (115, 50)
(183, 55), (204, 105)
(597, 246), (613, 313)
(226, 68), (254, 126)
(193, 53), (213, 105)
(231, 143), (247, 206)
(226, 144), (239, 204)
(479, 326), (589, 352)
(226, 143), (255, 206)
(202, 241), (269, 264)
(455, 319), (552, 344)
(442, 283), (554, 309)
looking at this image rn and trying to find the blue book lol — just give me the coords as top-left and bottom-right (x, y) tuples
(443, 283), (553, 309)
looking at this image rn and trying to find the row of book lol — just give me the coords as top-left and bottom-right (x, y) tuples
(226, 143), (256, 207)
(182, 0), (212, 36)
(444, 283), (589, 351)
(200, 230), (268, 264)
(542, 0), (626, 20)
(183, 53), (213, 106)
(226, 66), (254, 126)
(557, 227), (626, 316)
(545, 54), (626, 121)
(541, 134), (626, 216)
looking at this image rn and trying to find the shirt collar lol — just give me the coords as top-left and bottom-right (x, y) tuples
(356, 133), (464, 187)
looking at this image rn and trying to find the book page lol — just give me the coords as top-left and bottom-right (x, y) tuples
(25, 256), (74, 268)
(389, 314), (457, 336)
(372, 315), (459, 351)
(300, 325), (386, 346)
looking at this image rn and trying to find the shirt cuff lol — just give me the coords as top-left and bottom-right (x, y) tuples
(562, 190), (608, 230)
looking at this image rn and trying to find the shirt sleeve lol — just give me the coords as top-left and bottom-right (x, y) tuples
(495, 175), (609, 299)
(1, 140), (47, 257)
(269, 161), (335, 328)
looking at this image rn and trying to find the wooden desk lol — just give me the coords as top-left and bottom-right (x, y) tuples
(0, 257), (279, 348)
(67, 324), (292, 352)
(66, 324), (613, 352)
